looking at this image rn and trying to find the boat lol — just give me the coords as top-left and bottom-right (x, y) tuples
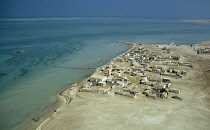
(16, 50), (24, 53)
(12, 58), (19, 62)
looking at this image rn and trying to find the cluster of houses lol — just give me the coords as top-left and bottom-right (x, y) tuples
(197, 48), (210, 54)
(193, 45), (210, 54)
(79, 44), (187, 100)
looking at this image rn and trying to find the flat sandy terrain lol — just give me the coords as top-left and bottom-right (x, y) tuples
(40, 42), (210, 130)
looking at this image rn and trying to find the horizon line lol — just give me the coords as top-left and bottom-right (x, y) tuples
(0, 18), (81, 21)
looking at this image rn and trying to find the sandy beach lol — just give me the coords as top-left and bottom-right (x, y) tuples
(35, 41), (210, 130)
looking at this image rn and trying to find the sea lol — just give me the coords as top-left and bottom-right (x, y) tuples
(0, 17), (210, 130)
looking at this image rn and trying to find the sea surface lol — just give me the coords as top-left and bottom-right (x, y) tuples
(0, 17), (210, 130)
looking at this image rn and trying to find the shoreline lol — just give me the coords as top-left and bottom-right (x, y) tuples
(35, 75), (90, 130)
(34, 42), (135, 130)
(42, 40), (210, 129)
(35, 41), (210, 129)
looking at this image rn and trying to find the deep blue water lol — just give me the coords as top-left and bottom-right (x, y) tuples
(0, 17), (210, 130)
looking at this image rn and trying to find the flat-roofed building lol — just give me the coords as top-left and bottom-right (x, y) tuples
(89, 75), (107, 82)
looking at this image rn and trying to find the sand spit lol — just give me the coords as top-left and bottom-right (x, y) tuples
(183, 20), (210, 23)
(37, 41), (210, 130)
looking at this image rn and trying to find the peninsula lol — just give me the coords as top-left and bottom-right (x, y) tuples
(35, 41), (210, 130)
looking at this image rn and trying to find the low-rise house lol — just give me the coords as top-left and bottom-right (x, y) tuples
(112, 68), (121, 72)
(152, 82), (166, 89)
(194, 46), (201, 50)
(147, 93), (157, 99)
(123, 92), (135, 98)
(129, 57), (135, 61)
(107, 77), (114, 85)
(162, 82), (171, 88)
(131, 72), (136, 76)
(181, 70), (187, 75)
(143, 89), (150, 96)
(83, 83), (92, 88)
(162, 47), (167, 50)
(149, 56), (156, 61)
(116, 81), (126, 87)
(97, 88), (108, 94)
(165, 82), (171, 88)
(161, 92), (168, 98)
(161, 72), (177, 77)
(141, 63), (148, 68)
(158, 56), (166, 59)
(115, 91), (124, 96)
(168, 68), (174, 73)
(124, 71), (130, 74)
(182, 62), (193, 67)
(140, 77), (148, 84)
(132, 62), (139, 66)
(113, 72), (121, 77)
(136, 73), (145, 77)
(171, 56), (180, 61)
(145, 68), (152, 72)
(134, 92), (143, 98)
(168, 88), (180, 94)
(89, 75), (107, 82)
(144, 61), (152, 63)
(167, 62), (176, 66)
(120, 77), (128, 82)
(134, 50), (141, 53)
(155, 69), (161, 73)
(97, 81), (106, 87)
(162, 78), (171, 83)
(163, 51), (171, 54)
(108, 91), (115, 95)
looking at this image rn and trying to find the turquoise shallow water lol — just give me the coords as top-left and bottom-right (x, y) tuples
(0, 17), (210, 130)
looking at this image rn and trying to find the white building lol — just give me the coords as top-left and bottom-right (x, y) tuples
(114, 72), (121, 77)
(136, 73), (144, 77)
(140, 77), (148, 84)
(97, 81), (106, 87)
(116, 81), (126, 87)
(90, 75), (107, 82)
(152, 82), (166, 89)
(83, 83), (92, 88)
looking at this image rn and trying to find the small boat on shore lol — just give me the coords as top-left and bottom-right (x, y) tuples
(12, 58), (19, 62)
(16, 50), (24, 53)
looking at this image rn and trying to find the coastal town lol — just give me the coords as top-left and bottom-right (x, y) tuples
(37, 41), (210, 130)
(78, 42), (193, 100)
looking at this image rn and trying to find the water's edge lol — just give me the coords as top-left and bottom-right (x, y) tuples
(24, 42), (133, 130)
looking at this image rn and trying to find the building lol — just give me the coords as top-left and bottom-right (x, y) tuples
(97, 81), (106, 87)
(113, 72), (121, 77)
(152, 82), (166, 89)
(136, 73), (144, 77)
(140, 77), (148, 84)
(89, 75), (107, 82)
(162, 78), (171, 83)
(116, 81), (126, 87)
(168, 88), (180, 94)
